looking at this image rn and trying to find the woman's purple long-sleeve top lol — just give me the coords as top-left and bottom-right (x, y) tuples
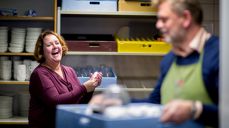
(29, 64), (93, 128)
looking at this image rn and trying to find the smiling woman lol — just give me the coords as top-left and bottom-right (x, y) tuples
(29, 30), (103, 128)
(34, 31), (68, 64)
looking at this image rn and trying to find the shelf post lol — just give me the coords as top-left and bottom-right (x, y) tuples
(57, 7), (61, 34)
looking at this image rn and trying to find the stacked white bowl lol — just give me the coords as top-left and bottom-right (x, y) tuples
(0, 96), (13, 119)
(0, 26), (8, 52)
(9, 28), (26, 53)
(25, 27), (42, 53)
(0, 59), (12, 80)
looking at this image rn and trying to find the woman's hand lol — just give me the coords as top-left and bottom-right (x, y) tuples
(83, 72), (103, 92)
(90, 72), (103, 87)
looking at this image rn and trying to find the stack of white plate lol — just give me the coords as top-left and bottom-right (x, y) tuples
(13, 60), (23, 80)
(0, 26), (8, 52)
(16, 64), (26, 81)
(18, 92), (30, 117)
(25, 27), (42, 52)
(30, 60), (39, 72)
(9, 28), (26, 53)
(23, 59), (32, 81)
(0, 96), (13, 119)
(0, 60), (12, 80)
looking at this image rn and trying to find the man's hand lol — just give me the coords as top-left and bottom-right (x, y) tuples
(161, 100), (194, 124)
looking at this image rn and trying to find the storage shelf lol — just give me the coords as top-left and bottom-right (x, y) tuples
(0, 51), (162, 56)
(0, 16), (54, 21)
(60, 10), (157, 17)
(0, 81), (29, 85)
(0, 117), (28, 125)
(0, 80), (153, 92)
(0, 52), (165, 56)
(67, 51), (165, 56)
(0, 52), (33, 56)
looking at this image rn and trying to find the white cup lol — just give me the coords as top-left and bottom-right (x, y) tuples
(16, 64), (26, 81)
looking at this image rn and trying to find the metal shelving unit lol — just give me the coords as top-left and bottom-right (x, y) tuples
(0, 0), (57, 125)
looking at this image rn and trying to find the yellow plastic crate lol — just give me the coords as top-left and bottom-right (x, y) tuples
(116, 37), (171, 54)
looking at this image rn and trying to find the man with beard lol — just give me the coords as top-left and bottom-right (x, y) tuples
(138, 0), (219, 127)
(90, 0), (219, 127)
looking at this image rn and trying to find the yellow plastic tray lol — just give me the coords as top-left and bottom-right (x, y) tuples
(116, 37), (171, 54)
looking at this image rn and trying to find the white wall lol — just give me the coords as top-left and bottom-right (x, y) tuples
(220, 0), (229, 127)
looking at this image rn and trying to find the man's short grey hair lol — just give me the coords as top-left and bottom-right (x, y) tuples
(153, 0), (203, 25)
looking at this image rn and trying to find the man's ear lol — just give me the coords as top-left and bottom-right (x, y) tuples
(182, 10), (192, 28)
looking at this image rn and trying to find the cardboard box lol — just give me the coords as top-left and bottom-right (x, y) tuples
(66, 40), (117, 52)
(64, 34), (117, 52)
(62, 0), (117, 12)
(118, 0), (157, 12)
